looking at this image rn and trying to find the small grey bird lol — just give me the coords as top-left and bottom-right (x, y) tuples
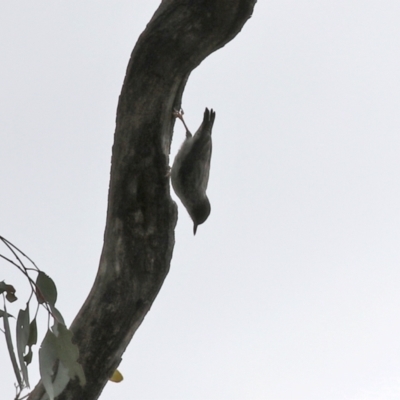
(171, 108), (216, 235)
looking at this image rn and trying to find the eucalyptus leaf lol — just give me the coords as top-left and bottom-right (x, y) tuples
(27, 318), (38, 347)
(16, 306), (30, 387)
(3, 301), (22, 387)
(39, 329), (58, 400)
(0, 281), (15, 295)
(56, 324), (86, 386)
(24, 348), (33, 365)
(0, 281), (17, 303)
(36, 272), (57, 306)
(22, 318), (38, 366)
(0, 281), (17, 302)
(39, 324), (85, 400)
(0, 309), (14, 319)
(51, 360), (71, 398)
(50, 305), (65, 326)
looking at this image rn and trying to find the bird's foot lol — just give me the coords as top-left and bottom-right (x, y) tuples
(173, 108), (191, 136)
(173, 108), (184, 120)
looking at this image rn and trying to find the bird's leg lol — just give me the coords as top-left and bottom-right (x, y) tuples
(173, 108), (192, 137)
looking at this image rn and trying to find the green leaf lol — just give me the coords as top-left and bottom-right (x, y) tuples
(0, 281), (17, 302)
(0, 281), (12, 293)
(56, 324), (86, 386)
(39, 329), (58, 400)
(51, 360), (71, 398)
(22, 318), (38, 366)
(50, 305), (65, 326)
(6, 291), (18, 303)
(27, 318), (38, 347)
(36, 272), (57, 306)
(0, 309), (14, 319)
(3, 301), (23, 387)
(24, 348), (33, 365)
(39, 324), (86, 400)
(16, 306), (30, 387)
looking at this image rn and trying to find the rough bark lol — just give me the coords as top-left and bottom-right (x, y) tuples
(28, 1), (256, 399)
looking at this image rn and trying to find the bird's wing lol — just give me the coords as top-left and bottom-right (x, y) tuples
(172, 108), (215, 198)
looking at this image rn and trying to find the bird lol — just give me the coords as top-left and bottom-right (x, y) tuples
(171, 107), (216, 235)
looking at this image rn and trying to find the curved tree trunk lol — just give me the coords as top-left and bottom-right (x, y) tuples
(28, 1), (256, 399)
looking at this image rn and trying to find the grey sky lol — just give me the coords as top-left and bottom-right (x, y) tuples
(2, 2), (400, 399)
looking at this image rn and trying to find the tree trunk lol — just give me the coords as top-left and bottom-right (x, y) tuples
(28, 1), (256, 399)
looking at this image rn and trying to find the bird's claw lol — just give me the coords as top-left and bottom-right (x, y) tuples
(173, 108), (191, 136)
(173, 108), (184, 120)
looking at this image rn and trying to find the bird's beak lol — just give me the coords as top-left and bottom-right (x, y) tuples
(193, 224), (198, 235)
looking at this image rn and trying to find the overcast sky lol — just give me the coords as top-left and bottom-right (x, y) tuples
(2, 2), (400, 399)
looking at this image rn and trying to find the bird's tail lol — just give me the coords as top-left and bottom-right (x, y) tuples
(202, 108), (216, 134)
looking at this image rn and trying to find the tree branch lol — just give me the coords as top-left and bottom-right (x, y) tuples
(28, 1), (256, 399)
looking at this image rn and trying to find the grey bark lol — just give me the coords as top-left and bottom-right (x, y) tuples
(28, 1), (256, 399)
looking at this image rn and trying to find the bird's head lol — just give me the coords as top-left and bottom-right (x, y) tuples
(191, 197), (211, 235)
